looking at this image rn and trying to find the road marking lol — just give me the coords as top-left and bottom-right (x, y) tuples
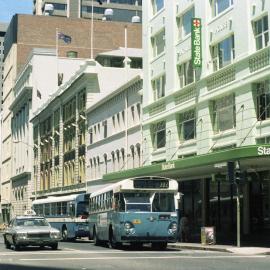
(0, 250), (183, 256)
(20, 255), (266, 261)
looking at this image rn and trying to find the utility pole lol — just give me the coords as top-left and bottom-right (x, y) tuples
(227, 160), (241, 247)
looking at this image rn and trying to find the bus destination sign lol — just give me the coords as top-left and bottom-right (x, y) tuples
(133, 179), (169, 189)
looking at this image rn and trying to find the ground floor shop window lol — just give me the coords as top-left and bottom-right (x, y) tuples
(179, 180), (202, 242)
(209, 180), (237, 243)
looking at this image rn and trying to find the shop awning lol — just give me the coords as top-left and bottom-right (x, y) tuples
(103, 145), (270, 182)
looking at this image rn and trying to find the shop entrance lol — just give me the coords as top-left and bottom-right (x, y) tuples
(249, 172), (270, 246)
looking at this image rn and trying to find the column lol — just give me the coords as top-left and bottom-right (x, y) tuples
(201, 178), (210, 226)
(59, 104), (64, 187)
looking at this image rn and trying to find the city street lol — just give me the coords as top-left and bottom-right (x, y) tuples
(0, 236), (269, 270)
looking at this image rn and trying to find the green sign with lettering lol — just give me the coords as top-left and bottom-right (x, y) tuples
(191, 18), (202, 68)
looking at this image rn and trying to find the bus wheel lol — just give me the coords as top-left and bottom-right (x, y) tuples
(109, 228), (122, 249)
(62, 227), (68, 241)
(93, 227), (100, 246)
(152, 242), (167, 250)
(130, 242), (143, 250)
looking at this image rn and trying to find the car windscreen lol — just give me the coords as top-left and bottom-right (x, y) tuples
(15, 218), (50, 227)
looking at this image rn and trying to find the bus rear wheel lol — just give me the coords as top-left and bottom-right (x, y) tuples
(109, 228), (122, 249)
(93, 227), (101, 246)
(152, 242), (167, 250)
(62, 227), (68, 241)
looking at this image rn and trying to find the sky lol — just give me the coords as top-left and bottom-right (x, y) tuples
(0, 0), (32, 24)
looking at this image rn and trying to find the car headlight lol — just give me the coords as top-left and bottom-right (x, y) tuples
(50, 231), (61, 238)
(17, 232), (27, 239)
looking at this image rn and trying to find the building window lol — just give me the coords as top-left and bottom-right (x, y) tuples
(253, 15), (269, 51)
(103, 120), (107, 138)
(178, 60), (194, 88)
(89, 128), (93, 144)
(178, 7), (194, 39)
(152, 0), (164, 15)
(178, 109), (196, 141)
(256, 136), (270, 144)
(151, 29), (165, 58)
(212, 0), (233, 17)
(254, 81), (270, 121)
(211, 35), (235, 71)
(152, 121), (166, 149)
(212, 94), (235, 133)
(152, 74), (166, 101)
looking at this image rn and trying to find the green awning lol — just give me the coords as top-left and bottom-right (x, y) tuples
(103, 145), (270, 182)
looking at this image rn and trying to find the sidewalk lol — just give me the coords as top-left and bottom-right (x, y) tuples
(169, 242), (270, 255)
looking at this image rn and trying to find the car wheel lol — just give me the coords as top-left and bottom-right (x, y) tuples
(62, 227), (68, 241)
(4, 236), (11, 249)
(51, 243), (58, 250)
(13, 236), (21, 251)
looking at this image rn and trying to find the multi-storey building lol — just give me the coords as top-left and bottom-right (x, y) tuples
(31, 54), (142, 199)
(104, 0), (270, 245)
(86, 51), (142, 191)
(10, 48), (85, 216)
(0, 23), (7, 222)
(1, 14), (141, 221)
(0, 23), (7, 109)
(33, 0), (142, 23)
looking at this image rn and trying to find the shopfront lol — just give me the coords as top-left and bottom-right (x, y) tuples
(103, 145), (270, 246)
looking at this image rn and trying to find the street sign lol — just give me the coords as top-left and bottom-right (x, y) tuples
(191, 18), (202, 68)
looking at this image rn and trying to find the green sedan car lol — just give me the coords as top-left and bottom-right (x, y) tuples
(3, 215), (61, 251)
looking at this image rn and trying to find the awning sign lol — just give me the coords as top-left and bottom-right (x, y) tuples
(191, 18), (202, 68)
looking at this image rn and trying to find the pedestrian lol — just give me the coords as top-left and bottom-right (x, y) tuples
(180, 214), (189, 242)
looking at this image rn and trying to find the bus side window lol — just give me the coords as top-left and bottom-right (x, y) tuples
(57, 202), (61, 215)
(51, 203), (57, 216)
(62, 202), (67, 215)
(114, 193), (125, 211)
(69, 203), (75, 217)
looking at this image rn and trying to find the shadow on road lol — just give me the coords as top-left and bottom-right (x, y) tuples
(0, 264), (69, 270)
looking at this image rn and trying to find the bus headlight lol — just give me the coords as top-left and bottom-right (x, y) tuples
(168, 222), (177, 235)
(124, 222), (135, 235)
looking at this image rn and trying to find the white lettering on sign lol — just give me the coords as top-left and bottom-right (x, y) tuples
(258, 146), (270, 155)
(161, 162), (175, 171)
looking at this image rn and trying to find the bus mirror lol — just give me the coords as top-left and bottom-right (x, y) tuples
(176, 192), (183, 200)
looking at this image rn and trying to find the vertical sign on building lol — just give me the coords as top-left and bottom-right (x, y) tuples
(191, 18), (202, 68)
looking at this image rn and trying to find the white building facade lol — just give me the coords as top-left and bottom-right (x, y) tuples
(86, 74), (142, 192)
(8, 48), (84, 217)
(31, 54), (142, 200)
(103, 0), (270, 245)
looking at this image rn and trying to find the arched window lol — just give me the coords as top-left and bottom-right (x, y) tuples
(104, 154), (108, 174)
(136, 143), (141, 167)
(121, 148), (125, 170)
(111, 152), (115, 172)
(116, 150), (120, 170)
(130, 145), (135, 168)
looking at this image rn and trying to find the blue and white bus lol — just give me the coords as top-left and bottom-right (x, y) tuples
(32, 194), (90, 241)
(89, 176), (180, 249)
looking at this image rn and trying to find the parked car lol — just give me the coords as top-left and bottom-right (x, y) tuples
(3, 214), (61, 251)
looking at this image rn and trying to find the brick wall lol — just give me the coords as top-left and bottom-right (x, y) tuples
(16, 15), (142, 73)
